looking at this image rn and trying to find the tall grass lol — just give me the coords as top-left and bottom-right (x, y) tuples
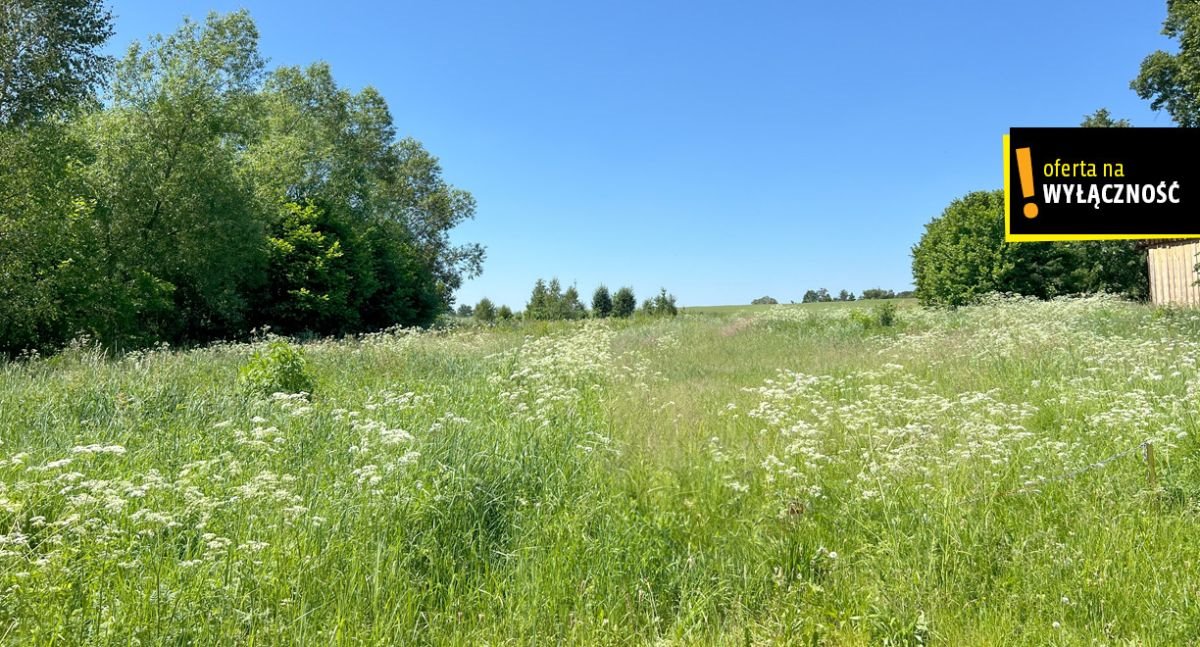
(2, 296), (1200, 644)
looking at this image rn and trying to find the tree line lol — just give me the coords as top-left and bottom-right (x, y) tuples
(464, 281), (677, 323)
(751, 288), (912, 306)
(0, 4), (483, 355)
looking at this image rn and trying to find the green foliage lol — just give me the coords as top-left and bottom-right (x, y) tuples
(836, 290), (855, 302)
(642, 288), (678, 317)
(0, 0), (114, 126)
(456, 304), (474, 318)
(524, 278), (586, 320)
(237, 339), (314, 395)
(1132, 1), (1200, 126)
(912, 190), (1148, 307)
(258, 200), (362, 335)
(860, 288), (896, 300)
(912, 191), (1018, 306)
(562, 285), (586, 319)
(82, 12), (271, 343)
(802, 288), (833, 303)
(247, 62), (483, 323)
(850, 302), (898, 329)
(592, 285), (613, 318)
(527, 279), (549, 320)
(497, 305), (513, 320)
(0, 11), (482, 354)
(474, 298), (496, 323)
(612, 287), (636, 318)
(1081, 107), (1131, 128)
(751, 296), (778, 305)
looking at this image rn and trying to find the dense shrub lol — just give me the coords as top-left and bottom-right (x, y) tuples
(238, 340), (315, 395)
(911, 190), (1147, 306)
(851, 302), (898, 329)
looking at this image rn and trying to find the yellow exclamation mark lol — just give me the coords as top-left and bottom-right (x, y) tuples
(1015, 147), (1038, 218)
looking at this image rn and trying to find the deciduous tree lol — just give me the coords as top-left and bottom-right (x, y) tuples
(0, 0), (114, 126)
(1133, 1), (1200, 126)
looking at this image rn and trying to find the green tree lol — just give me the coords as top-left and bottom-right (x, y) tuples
(474, 297), (496, 323)
(497, 305), (513, 320)
(802, 289), (832, 303)
(0, 10), (484, 353)
(751, 296), (778, 305)
(912, 190), (1147, 306)
(546, 279), (565, 319)
(1132, 1), (1200, 126)
(0, 0), (114, 126)
(246, 61), (479, 330)
(648, 288), (678, 316)
(562, 285), (586, 319)
(592, 285), (613, 318)
(612, 287), (636, 318)
(1080, 108), (1131, 128)
(527, 279), (549, 320)
(259, 200), (364, 335)
(81, 11), (269, 344)
(911, 191), (1010, 306)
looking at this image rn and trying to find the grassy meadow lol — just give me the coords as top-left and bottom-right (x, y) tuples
(5, 296), (1200, 645)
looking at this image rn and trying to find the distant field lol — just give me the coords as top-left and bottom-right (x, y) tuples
(3, 296), (1200, 644)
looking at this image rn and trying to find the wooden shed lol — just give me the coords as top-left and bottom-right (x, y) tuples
(1146, 240), (1200, 306)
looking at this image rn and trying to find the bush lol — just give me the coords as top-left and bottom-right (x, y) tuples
(497, 305), (513, 320)
(238, 340), (315, 395)
(874, 301), (897, 327)
(850, 302), (898, 330)
(751, 296), (778, 305)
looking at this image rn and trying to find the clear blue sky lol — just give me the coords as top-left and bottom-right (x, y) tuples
(103, 1), (1174, 308)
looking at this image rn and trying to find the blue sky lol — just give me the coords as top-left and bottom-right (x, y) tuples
(103, 1), (1174, 308)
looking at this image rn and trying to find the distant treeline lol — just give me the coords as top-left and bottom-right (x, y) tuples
(461, 280), (677, 322)
(1, 6), (482, 355)
(751, 288), (912, 305)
